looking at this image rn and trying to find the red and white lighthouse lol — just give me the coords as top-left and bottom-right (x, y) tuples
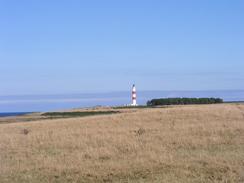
(131, 84), (137, 106)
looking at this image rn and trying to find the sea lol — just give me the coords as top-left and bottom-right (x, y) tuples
(0, 90), (244, 117)
(0, 112), (32, 118)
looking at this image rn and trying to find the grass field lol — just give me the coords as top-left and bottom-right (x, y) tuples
(0, 104), (244, 182)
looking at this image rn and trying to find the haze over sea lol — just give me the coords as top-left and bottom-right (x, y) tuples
(0, 90), (243, 113)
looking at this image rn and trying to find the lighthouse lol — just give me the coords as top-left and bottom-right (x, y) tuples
(131, 84), (137, 106)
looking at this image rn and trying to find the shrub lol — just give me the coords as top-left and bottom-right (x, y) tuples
(147, 98), (223, 106)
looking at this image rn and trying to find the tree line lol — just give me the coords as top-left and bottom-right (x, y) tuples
(147, 98), (223, 106)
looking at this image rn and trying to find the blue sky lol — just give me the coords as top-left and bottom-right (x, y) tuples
(0, 0), (243, 95)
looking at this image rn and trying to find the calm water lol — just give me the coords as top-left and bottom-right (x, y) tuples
(0, 112), (32, 117)
(0, 90), (243, 113)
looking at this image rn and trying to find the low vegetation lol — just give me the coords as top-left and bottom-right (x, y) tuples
(41, 111), (119, 119)
(0, 104), (244, 182)
(147, 97), (223, 106)
(112, 105), (150, 109)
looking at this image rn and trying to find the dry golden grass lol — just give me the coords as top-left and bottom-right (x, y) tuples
(0, 104), (244, 182)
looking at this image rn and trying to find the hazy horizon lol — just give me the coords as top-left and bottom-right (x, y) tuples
(0, 89), (244, 112)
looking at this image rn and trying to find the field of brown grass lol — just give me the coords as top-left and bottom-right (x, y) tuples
(0, 104), (244, 182)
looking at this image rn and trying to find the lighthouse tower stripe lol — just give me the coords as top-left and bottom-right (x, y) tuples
(131, 84), (137, 106)
(132, 91), (136, 99)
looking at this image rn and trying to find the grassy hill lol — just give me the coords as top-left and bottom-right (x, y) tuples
(0, 104), (244, 182)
